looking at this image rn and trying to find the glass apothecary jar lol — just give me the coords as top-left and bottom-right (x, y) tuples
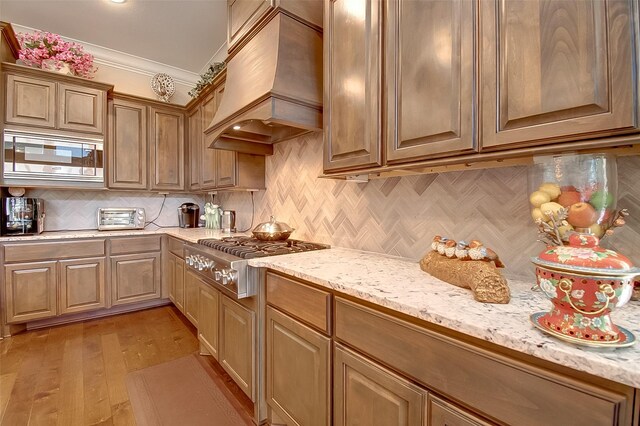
(527, 153), (617, 241)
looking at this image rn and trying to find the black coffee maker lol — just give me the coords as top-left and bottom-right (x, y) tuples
(1, 197), (45, 235)
(178, 202), (200, 228)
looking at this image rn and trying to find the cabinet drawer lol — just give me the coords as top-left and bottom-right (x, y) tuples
(334, 297), (630, 426)
(110, 236), (161, 255)
(3, 239), (105, 263)
(266, 272), (331, 333)
(166, 236), (184, 258)
(429, 395), (492, 426)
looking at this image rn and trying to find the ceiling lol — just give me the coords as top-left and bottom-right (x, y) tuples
(0, 0), (227, 74)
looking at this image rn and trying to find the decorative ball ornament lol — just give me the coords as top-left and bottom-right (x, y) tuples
(151, 73), (175, 102)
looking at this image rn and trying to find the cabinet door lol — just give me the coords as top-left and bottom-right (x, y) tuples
(58, 83), (105, 134)
(220, 295), (255, 400)
(108, 99), (148, 189)
(266, 306), (331, 426)
(174, 256), (185, 312)
(386, 0), (476, 163)
(481, 0), (638, 150)
(216, 150), (237, 188)
(429, 395), (493, 426)
(184, 270), (200, 327)
(149, 106), (185, 191)
(167, 252), (177, 304)
(4, 261), (57, 323)
(187, 106), (201, 191)
(5, 74), (56, 129)
(59, 257), (106, 314)
(324, 0), (383, 172)
(200, 91), (218, 190)
(334, 343), (426, 426)
(198, 282), (219, 359)
(227, 0), (274, 52)
(110, 253), (161, 306)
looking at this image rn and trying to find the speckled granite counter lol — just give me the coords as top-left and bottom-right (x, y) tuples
(0, 228), (248, 244)
(248, 247), (640, 388)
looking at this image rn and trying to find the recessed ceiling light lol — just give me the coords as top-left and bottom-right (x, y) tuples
(111, 0), (126, 3)
(233, 125), (241, 130)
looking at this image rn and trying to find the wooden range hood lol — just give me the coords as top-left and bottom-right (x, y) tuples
(204, 12), (323, 156)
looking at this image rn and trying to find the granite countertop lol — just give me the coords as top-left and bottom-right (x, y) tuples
(0, 227), (248, 244)
(248, 247), (640, 388)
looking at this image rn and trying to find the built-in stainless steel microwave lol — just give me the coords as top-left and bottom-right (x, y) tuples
(3, 131), (104, 182)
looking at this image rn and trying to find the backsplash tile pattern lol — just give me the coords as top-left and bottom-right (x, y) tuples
(25, 189), (204, 231)
(217, 132), (640, 278)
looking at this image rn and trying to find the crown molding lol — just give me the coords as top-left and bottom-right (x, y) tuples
(11, 23), (201, 86)
(198, 42), (227, 75)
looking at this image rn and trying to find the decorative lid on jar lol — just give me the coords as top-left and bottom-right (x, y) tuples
(532, 233), (639, 276)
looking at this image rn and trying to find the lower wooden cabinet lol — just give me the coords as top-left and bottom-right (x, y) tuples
(334, 343), (426, 426)
(4, 261), (57, 323)
(110, 252), (161, 306)
(184, 270), (200, 327)
(198, 281), (219, 359)
(58, 257), (106, 315)
(429, 395), (492, 426)
(220, 295), (255, 400)
(266, 306), (331, 426)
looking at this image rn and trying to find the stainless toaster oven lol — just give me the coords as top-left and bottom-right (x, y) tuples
(97, 208), (146, 230)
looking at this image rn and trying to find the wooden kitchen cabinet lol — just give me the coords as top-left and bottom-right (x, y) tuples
(58, 257), (106, 315)
(323, 0), (383, 172)
(110, 252), (161, 306)
(480, 0), (639, 151)
(385, 0), (476, 163)
(428, 395), (493, 426)
(57, 83), (105, 134)
(3, 63), (112, 137)
(334, 343), (426, 426)
(187, 105), (202, 190)
(149, 105), (185, 191)
(4, 261), (57, 323)
(5, 73), (56, 129)
(266, 306), (331, 426)
(108, 98), (148, 189)
(198, 281), (220, 359)
(220, 294), (255, 400)
(184, 270), (201, 327)
(200, 89), (218, 190)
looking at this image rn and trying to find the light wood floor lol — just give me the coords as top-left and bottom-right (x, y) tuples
(0, 306), (251, 425)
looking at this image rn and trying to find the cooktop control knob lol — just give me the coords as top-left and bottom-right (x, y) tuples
(214, 270), (222, 281)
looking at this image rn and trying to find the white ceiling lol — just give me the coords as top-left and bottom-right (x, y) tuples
(0, 0), (228, 74)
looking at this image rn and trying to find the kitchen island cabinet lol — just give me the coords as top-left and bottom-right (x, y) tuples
(255, 251), (640, 426)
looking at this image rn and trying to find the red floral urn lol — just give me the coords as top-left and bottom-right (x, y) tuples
(531, 233), (639, 347)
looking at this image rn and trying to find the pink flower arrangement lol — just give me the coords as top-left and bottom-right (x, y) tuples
(18, 31), (96, 79)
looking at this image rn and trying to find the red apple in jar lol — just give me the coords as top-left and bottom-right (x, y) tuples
(567, 202), (598, 228)
(557, 191), (582, 207)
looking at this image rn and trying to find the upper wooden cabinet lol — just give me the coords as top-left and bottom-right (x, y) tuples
(324, 0), (383, 172)
(149, 105), (185, 191)
(323, 0), (640, 176)
(5, 74), (57, 129)
(480, 0), (639, 150)
(3, 63), (112, 137)
(186, 76), (266, 192)
(385, 0), (476, 163)
(108, 98), (148, 189)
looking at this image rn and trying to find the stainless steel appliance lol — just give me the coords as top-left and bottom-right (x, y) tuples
(3, 131), (104, 182)
(185, 237), (329, 299)
(1, 197), (45, 235)
(97, 207), (145, 230)
(221, 209), (236, 233)
(178, 202), (200, 228)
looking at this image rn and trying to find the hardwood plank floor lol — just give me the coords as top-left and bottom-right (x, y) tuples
(0, 306), (252, 425)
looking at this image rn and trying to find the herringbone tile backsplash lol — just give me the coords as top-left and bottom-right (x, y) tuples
(217, 132), (640, 278)
(24, 189), (204, 231)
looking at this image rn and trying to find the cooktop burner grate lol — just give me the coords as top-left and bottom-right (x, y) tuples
(198, 237), (329, 259)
